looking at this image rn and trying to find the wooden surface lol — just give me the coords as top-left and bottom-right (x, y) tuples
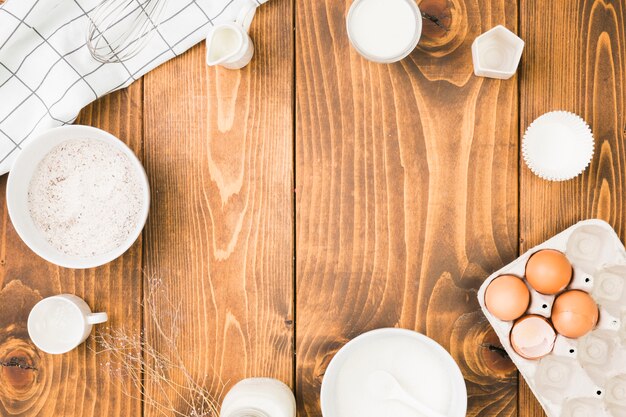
(0, 85), (144, 417)
(295, 0), (519, 415)
(0, 0), (624, 417)
(142, 0), (294, 415)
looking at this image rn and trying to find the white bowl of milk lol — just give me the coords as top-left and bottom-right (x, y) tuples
(321, 328), (467, 417)
(346, 0), (422, 63)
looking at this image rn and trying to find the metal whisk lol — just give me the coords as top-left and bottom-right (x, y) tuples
(87, 0), (169, 63)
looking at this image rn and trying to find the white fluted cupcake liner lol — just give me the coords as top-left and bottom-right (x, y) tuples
(522, 111), (594, 182)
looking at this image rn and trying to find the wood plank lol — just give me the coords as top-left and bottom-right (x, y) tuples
(142, 0), (294, 415)
(0, 85), (144, 417)
(296, 0), (519, 416)
(519, 1), (626, 415)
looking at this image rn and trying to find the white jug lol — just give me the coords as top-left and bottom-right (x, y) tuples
(206, 0), (261, 69)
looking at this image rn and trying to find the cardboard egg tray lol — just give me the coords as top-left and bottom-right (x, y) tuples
(478, 219), (626, 417)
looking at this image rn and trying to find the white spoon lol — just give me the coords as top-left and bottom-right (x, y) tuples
(367, 370), (448, 417)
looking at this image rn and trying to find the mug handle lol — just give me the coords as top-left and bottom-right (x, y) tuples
(86, 312), (108, 325)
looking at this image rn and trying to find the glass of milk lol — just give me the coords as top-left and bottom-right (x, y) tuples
(28, 294), (108, 354)
(346, 0), (422, 63)
(220, 378), (296, 417)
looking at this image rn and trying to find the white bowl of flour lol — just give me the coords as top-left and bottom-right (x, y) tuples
(7, 125), (150, 269)
(321, 328), (467, 417)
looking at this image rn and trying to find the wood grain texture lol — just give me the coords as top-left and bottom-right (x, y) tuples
(142, 0), (294, 415)
(295, 1), (519, 416)
(519, 1), (626, 416)
(0, 85), (144, 417)
(3, 1), (626, 416)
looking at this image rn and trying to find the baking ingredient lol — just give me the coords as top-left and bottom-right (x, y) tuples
(28, 139), (144, 258)
(552, 290), (599, 338)
(347, 0), (419, 61)
(335, 336), (451, 417)
(484, 275), (530, 321)
(525, 249), (572, 294)
(510, 315), (556, 360)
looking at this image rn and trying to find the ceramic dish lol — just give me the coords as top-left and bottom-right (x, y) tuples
(321, 328), (467, 417)
(6, 125), (150, 269)
(472, 25), (524, 79)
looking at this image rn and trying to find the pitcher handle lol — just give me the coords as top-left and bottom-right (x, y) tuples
(235, 0), (259, 32)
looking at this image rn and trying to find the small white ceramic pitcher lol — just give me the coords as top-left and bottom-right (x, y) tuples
(206, 0), (263, 69)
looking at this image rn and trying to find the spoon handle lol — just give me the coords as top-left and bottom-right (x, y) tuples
(397, 391), (448, 417)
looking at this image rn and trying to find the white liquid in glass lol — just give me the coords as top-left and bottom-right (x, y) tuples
(347, 0), (420, 62)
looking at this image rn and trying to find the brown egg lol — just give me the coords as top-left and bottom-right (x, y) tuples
(485, 275), (530, 321)
(552, 290), (599, 338)
(510, 315), (556, 360)
(525, 249), (572, 294)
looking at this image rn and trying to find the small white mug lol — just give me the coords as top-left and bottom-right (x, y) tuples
(206, 0), (260, 69)
(27, 294), (108, 355)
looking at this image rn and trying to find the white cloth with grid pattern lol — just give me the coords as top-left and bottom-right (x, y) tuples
(0, 0), (267, 175)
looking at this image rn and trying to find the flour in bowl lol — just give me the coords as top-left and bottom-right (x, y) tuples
(28, 139), (145, 258)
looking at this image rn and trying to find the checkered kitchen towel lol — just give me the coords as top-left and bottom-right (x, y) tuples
(0, 0), (267, 175)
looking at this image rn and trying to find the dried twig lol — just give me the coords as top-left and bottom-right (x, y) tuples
(93, 276), (223, 417)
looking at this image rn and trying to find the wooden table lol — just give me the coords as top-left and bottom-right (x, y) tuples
(0, 0), (624, 416)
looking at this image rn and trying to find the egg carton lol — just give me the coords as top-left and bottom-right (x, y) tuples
(478, 219), (626, 417)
